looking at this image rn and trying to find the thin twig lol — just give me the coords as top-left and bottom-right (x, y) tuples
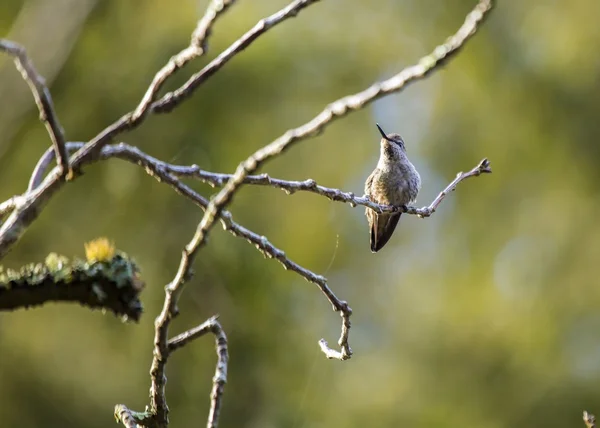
(152, 0), (321, 113)
(318, 309), (352, 360)
(166, 159), (491, 216)
(0, 40), (69, 176)
(191, 0), (236, 49)
(27, 143), (491, 219)
(585, 411), (596, 428)
(131, 0), (236, 122)
(168, 316), (228, 428)
(414, 158), (491, 217)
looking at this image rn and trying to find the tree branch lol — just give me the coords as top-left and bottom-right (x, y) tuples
(168, 316), (228, 428)
(191, 0), (236, 50)
(131, 0), (236, 122)
(0, 254), (144, 321)
(412, 158), (491, 217)
(163, 158), (492, 216)
(152, 0), (321, 114)
(31, 142), (491, 224)
(0, 39), (69, 176)
(114, 317), (229, 428)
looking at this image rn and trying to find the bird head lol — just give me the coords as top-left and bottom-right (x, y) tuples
(376, 123), (406, 161)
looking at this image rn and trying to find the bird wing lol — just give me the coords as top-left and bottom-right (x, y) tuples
(370, 212), (401, 253)
(364, 173), (374, 195)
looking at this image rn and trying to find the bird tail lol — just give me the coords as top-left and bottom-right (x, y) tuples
(370, 212), (401, 252)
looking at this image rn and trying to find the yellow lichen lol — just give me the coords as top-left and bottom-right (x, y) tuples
(85, 238), (116, 263)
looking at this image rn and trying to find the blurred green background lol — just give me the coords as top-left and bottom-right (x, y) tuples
(1, 0), (599, 427)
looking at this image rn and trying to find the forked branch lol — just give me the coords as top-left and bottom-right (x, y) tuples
(131, 0), (236, 122)
(115, 316), (228, 428)
(168, 316), (228, 428)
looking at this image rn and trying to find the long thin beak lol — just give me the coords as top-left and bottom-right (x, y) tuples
(376, 123), (391, 141)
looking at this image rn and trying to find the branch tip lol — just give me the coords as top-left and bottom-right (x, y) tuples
(584, 411), (596, 428)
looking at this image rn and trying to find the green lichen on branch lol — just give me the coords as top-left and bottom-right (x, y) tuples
(0, 247), (145, 321)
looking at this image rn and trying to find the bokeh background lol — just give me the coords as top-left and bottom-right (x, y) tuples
(1, 0), (599, 427)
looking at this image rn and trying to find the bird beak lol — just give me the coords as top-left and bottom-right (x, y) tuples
(376, 123), (392, 142)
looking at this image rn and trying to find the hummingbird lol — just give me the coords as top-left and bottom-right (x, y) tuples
(365, 124), (421, 252)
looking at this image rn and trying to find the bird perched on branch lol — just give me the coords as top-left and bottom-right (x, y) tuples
(365, 124), (421, 252)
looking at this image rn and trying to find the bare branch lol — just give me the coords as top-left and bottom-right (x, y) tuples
(585, 411), (597, 428)
(163, 159), (491, 216)
(114, 317), (229, 428)
(318, 308), (352, 360)
(0, 39), (69, 176)
(30, 143), (490, 228)
(192, 0), (236, 51)
(167, 315), (220, 352)
(148, 285), (178, 425)
(168, 316), (228, 428)
(152, 0), (321, 113)
(131, 0), (237, 122)
(412, 158), (491, 217)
